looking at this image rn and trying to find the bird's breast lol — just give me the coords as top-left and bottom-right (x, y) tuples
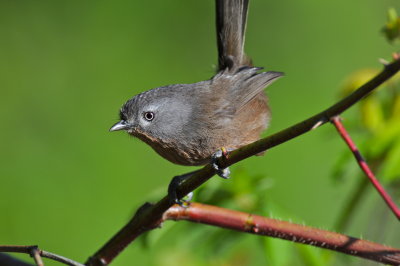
(133, 130), (211, 166)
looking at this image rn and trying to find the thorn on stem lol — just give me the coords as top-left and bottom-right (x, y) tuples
(311, 117), (329, 130)
(379, 58), (390, 66)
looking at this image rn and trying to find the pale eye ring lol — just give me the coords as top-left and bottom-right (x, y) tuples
(143, 111), (155, 121)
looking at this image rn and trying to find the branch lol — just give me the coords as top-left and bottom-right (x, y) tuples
(30, 247), (44, 266)
(163, 203), (400, 265)
(0, 245), (84, 266)
(331, 116), (400, 220)
(87, 58), (400, 266)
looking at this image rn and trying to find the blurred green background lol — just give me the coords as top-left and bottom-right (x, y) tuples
(1, 0), (400, 265)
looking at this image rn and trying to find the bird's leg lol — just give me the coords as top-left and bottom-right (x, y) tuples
(211, 147), (232, 179)
(168, 171), (198, 206)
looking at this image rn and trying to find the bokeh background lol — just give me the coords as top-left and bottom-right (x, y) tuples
(1, 0), (400, 265)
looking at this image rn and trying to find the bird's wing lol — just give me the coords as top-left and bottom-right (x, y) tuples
(211, 67), (283, 115)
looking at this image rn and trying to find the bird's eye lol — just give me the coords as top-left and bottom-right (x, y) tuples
(143, 111), (155, 121)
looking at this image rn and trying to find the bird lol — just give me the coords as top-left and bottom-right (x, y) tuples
(110, 0), (283, 204)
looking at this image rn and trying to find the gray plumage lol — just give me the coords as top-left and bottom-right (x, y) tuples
(111, 0), (283, 166)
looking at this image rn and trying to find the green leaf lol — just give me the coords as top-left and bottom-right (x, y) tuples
(381, 139), (400, 182)
(391, 95), (400, 118)
(359, 98), (384, 132)
(388, 8), (398, 23)
(382, 8), (400, 43)
(367, 119), (400, 157)
(296, 245), (331, 266)
(262, 237), (293, 266)
(340, 69), (379, 96)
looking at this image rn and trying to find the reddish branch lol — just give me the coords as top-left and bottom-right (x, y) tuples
(0, 245), (84, 266)
(86, 58), (400, 266)
(331, 116), (400, 220)
(163, 203), (400, 265)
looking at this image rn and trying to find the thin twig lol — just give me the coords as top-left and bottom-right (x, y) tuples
(331, 116), (400, 220)
(0, 245), (84, 266)
(163, 203), (400, 265)
(86, 59), (400, 266)
(30, 246), (44, 266)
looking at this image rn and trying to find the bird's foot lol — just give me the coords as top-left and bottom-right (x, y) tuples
(211, 147), (231, 179)
(168, 171), (197, 207)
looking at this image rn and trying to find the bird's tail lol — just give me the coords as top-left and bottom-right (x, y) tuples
(216, 0), (251, 72)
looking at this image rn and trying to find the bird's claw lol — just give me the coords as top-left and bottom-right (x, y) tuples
(211, 148), (231, 179)
(168, 172), (196, 207)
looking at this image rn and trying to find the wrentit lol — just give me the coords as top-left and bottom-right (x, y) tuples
(110, 0), (283, 203)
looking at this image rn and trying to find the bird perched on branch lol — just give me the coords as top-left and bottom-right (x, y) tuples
(110, 0), (283, 204)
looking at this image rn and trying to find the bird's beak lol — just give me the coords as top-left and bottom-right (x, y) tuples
(109, 120), (129, 132)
